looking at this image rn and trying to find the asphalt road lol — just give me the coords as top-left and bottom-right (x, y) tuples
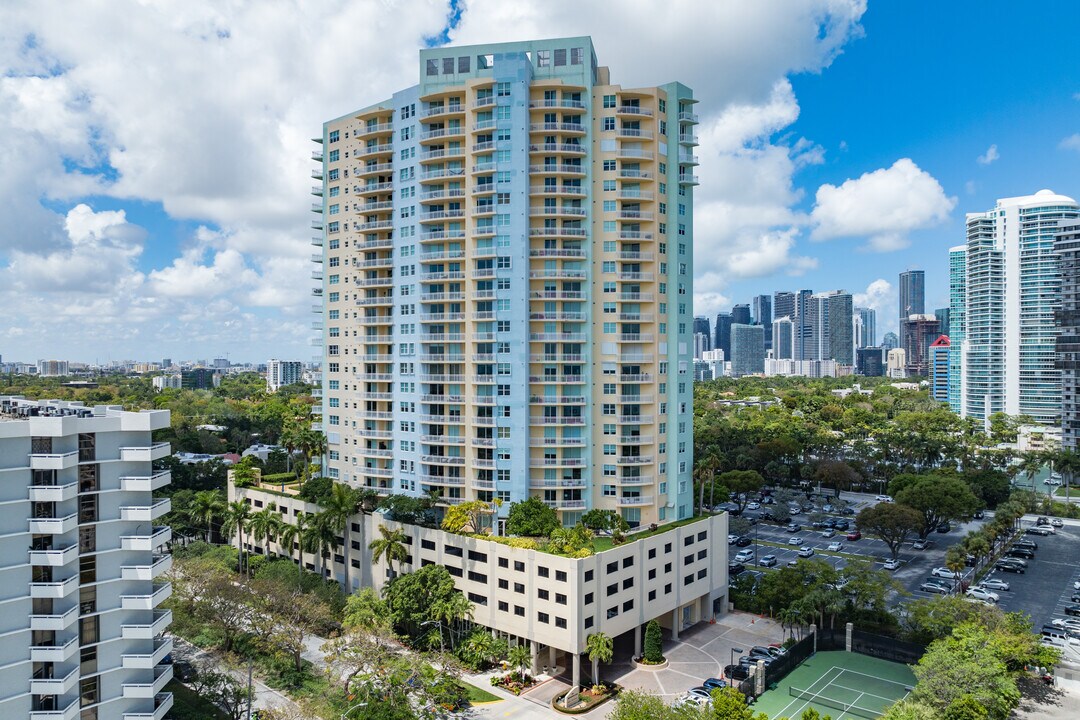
(989, 521), (1080, 632)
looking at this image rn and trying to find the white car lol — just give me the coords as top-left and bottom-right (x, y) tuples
(979, 578), (1010, 591)
(827, 541), (844, 552)
(912, 539), (929, 550)
(965, 587), (999, 603)
(734, 549), (754, 563)
(788, 537), (803, 545)
(728, 534), (738, 545)
(875, 495), (893, 503)
(798, 547), (815, 558)
(931, 567), (959, 579)
(883, 558), (901, 571)
(747, 502), (761, 510)
(1053, 618), (1080, 632)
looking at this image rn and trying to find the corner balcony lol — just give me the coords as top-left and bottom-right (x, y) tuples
(29, 544), (78, 567)
(544, 499), (586, 510)
(121, 582), (173, 611)
(119, 498), (172, 522)
(123, 664), (173, 699)
(121, 609), (173, 640)
(121, 526), (171, 552)
(30, 635), (78, 663)
(122, 636), (173, 669)
(30, 574), (79, 599)
(29, 451), (79, 471)
(28, 480), (78, 503)
(617, 496), (654, 507)
(28, 512), (78, 535)
(30, 604), (79, 632)
(120, 471), (171, 492)
(29, 697), (80, 720)
(123, 692), (173, 720)
(119, 443), (171, 462)
(30, 666), (80, 696)
(122, 554), (173, 581)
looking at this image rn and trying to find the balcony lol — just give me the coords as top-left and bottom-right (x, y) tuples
(121, 526), (171, 552)
(618, 496), (654, 507)
(529, 184), (586, 197)
(678, 173), (699, 185)
(618, 415), (654, 424)
(616, 454), (654, 465)
(120, 471), (172, 492)
(28, 512), (78, 535)
(29, 697), (80, 720)
(678, 153), (700, 165)
(616, 105), (653, 116)
(123, 664), (173, 699)
(31, 574), (79, 599)
(122, 636), (173, 669)
(120, 498), (172, 522)
(528, 143), (587, 155)
(529, 99), (587, 110)
(311, 185), (323, 196)
(29, 451), (79, 471)
(311, 150), (323, 161)
(529, 437), (586, 447)
(358, 143), (393, 157)
(311, 236), (323, 247)
(30, 635), (78, 662)
(356, 122), (394, 137)
(119, 443), (172, 462)
(123, 692), (174, 720)
(617, 128), (653, 139)
(30, 604), (78, 631)
(121, 582), (173, 611)
(544, 499), (587, 510)
(419, 127), (465, 141)
(528, 164), (586, 176)
(311, 168), (323, 179)
(529, 122), (586, 134)
(678, 133), (699, 146)
(28, 480), (78, 503)
(529, 457), (586, 467)
(122, 554), (173, 581)
(355, 162), (394, 177)
(678, 111), (699, 123)
(122, 609), (173, 640)
(30, 666), (80, 696)
(29, 544), (78, 567)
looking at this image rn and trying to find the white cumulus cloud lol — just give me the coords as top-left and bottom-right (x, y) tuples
(976, 144), (999, 165)
(810, 159), (957, 252)
(1061, 134), (1080, 153)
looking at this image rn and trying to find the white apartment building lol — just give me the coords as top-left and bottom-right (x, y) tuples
(37, 361), (70, 378)
(886, 348), (907, 379)
(150, 376), (181, 392)
(230, 481), (728, 692)
(954, 190), (1079, 425)
(0, 398), (173, 720)
(266, 359), (304, 393)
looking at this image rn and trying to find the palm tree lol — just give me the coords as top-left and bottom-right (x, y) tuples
(507, 643), (532, 682)
(1051, 448), (1080, 503)
(323, 483), (361, 590)
(694, 451), (721, 514)
(189, 490), (225, 543)
(225, 500), (252, 575)
(280, 512), (311, 584)
(433, 591), (474, 651)
(248, 507), (282, 560)
(585, 632), (613, 686)
(280, 415), (306, 476)
(304, 512), (339, 579)
(368, 524), (409, 578)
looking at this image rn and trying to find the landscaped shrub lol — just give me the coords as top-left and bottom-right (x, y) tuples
(643, 620), (664, 664)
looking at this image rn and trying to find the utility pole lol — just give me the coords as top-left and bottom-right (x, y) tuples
(246, 662), (253, 720)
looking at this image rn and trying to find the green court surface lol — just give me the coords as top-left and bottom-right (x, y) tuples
(751, 651), (915, 720)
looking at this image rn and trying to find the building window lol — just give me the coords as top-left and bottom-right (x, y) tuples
(538, 611), (550, 623)
(555, 617), (567, 629)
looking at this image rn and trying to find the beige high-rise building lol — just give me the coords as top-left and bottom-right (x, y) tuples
(311, 37), (697, 530)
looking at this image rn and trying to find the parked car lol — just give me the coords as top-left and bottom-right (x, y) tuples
(702, 678), (726, 690)
(1036, 516), (1051, 526)
(978, 578), (1010, 591)
(822, 504), (834, 513)
(827, 541), (844, 552)
(798, 546), (815, 558)
(1065, 605), (1080, 618)
(750, 646), (783, 659)
(1051, 518), (1064, 528)
(724, 664), (750, 681)
(746, 502), (761, 511)
(739, 655), (775, 667)
(833, 519), (850, 530)
(819, 529), (836, 539)
(920, 581), (950, 594)
(788, 537), (803, 545)
(965, 554), (976, 567)
(1006, 547), (1035, 559)
(912, 539), (929, 550)
(846, 531), (862, 541)
(995, 560), (1026, 573)
(786, 523), (801, 532)
(973, 510), (985, 519)
(728, 563), (746, 576)
(1026, 526), (1052, 536)
(728, 534), (738, 545)
(883, 558), (901, 571)
(1052, 618), (1080, 633)
(787, 559), (799, 567)
(932, 567), (959, 579)
(936, 522), (951, 533)
(734, 549), (754, 563)
(1015, 539), (1037, 549)
(875, 495), (893, 503)
(759, 554), (778, 567)
(965, 587), (999, 603)
(735, 536), (753, 547)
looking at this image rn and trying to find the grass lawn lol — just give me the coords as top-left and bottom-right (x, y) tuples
(166, 679), (229, 720)
(592, 514), (713, 553)
(464, 681), (501, 704)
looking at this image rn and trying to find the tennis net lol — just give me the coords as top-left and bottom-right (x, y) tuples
(788, 686), (886, 719)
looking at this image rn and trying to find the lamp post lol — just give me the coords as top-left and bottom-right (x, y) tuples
(341, 701), (368, 719)
(729, 647), (743, 686)
(422, 619), (445, 654)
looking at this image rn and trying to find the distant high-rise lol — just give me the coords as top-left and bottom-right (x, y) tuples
(886, 348), (907, 379)
(957, 190), (1079, 425)
(934, 308), (950, 339)
(930, 336), (951, 402)
(827, 292), (854, 365)
(1055, 221), (1080, 449)
(752, 295), (773, 351)
(693, 316), (712, 343)
(714, 312), (733, 358)
(899, 270), (925, 351)
(772, 317), (794, 360)
(793, 289), (814, 360)
(36, 360), (69, 377)
(854, 307), (876, 349)
(267, 359), (304, 392)
(947, 245), (967, 415)
(773, 291), (795, 324)
(882, 332), (899, 351)
(731, 304), (752, 326)
(730, 324), (765, 377)
(902, 314), (939, 376)
(856, 347), (884, 377)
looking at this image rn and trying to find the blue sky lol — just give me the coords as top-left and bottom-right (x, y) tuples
(0, 1), (1077, 362)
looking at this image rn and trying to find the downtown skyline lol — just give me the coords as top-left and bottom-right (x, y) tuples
(0, 1), (1078, 362)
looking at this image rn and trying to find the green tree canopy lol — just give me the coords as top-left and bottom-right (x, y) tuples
(506, 495), (560, 537)
(890, 473), (980, 539)
(857, 503), (924, 559)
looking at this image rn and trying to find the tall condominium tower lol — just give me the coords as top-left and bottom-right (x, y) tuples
(730, 324), (765, 377)
(947, 246), (967, 414)
(0, 398), (173, 720)
(713, 312), (732, 359)
(266, 359), (303, 392)
(773, 291), (795, 323)
(772, 316), (794, 360)
(312, 37), (697, 527)
(793, 289), (814, 360)
(752, 295), (772, 351)
(881, 332), (899, 350)
(854, 306), (876, 348)
(692, 316), (711, 344)
(1057, 221), (1080, 449)
(955, 190), (1079, 425)
(731, 304), (751, 326)
(898, 270), (924, 351)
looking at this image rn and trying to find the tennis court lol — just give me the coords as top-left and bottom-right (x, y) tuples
(751, 650), (914, 719)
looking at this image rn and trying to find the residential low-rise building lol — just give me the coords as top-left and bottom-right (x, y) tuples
(230, 481), (728, 690)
